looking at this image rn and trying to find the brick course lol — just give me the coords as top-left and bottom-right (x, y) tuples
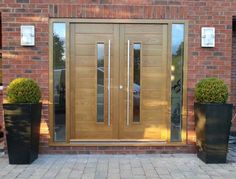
(0, 0), (236, 153)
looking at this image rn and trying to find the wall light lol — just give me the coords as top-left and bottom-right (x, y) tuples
(21, 25), (35, 46)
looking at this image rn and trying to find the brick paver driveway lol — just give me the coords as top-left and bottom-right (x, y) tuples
(0, 151), (235, 179)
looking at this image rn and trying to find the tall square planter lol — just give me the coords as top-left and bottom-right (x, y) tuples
(3, 103), (42, 164)
(194, 103), (232, 163)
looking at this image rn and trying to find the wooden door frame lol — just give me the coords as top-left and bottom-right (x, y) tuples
(49, 19), (188, 146)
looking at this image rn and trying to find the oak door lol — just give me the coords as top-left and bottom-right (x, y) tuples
(118, 24), (170, 140)
(70, 24), (119, 140)
(69, 23), (169, 141)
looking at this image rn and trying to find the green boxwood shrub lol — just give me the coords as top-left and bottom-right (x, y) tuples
(6, 78), (41, 103)
(195, 77), (228, 104)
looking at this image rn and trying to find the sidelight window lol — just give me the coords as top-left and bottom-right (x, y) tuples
(171, 24), (185, 142)
(53, 23), (66, 142)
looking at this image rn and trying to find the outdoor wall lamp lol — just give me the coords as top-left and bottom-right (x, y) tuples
(21, 25), (35, 46)
(201, 27), (215, 48)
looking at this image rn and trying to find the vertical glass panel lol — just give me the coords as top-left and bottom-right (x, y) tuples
(171, 24), (184, 141)
(0, 14), (2, 87)
(53, 23), (66, 141)
(97, 43), (104, 122)
(0, 54), (2, 87)
(133, 43), (141, 122)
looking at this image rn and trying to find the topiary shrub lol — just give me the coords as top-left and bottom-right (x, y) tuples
(195, 77), (228, 104)
(6, 78), (41, 103)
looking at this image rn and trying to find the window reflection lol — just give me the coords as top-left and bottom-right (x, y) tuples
(97, 43), (104, 122)
(171, 24), (184, 142)
(0, 15), (2, 87)
(0, 54), (2, 87)
(133, 43), (141, 122)
(53, 23), (66, 142)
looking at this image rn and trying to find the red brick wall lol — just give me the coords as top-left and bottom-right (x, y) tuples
(0, 0), (235, 153)
(231, 21), (236, 133)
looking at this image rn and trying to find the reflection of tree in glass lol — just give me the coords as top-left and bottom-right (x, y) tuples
(172, 42), (184, 94)
(134, 48), (140, 85)
(53, 34), (65, 69)
(171, 41), (184, 131)
(0, 54), (2, 86)
(97, 59), (104, 67)
(97, 59), (104, 86)
(133, 46), (141, 122)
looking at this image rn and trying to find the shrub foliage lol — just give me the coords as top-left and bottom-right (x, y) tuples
(6, 78), (41, 103)
(195, 77), (228, 104)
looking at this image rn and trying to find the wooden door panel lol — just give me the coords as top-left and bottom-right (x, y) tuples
(70, 23), (169, 141)
(70, 23), (119, 140)
(124, 34), (163, 45)
(75, 45), (95, 56)
(119, 24), (169, 140)
(75, 24), (114, 33)
(124, 24), (163, 34)
(142, 45), (163, 56)
(142, 56), (163, 67)
(75, 56), (97, 67)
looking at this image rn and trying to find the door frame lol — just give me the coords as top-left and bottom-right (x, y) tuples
(49, 19), (188, 146)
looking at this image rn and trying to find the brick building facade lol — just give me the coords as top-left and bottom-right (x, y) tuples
(0, 0), (236, 154)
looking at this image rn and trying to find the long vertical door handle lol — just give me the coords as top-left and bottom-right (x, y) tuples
(108, 40), (111, 127)
(127, 40), (130, 126)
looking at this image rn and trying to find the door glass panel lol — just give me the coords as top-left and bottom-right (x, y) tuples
(133, 43), (141, 122)
(0, 14), (2, 87)
(97, 43), (105, 122)
(53, 23), (66, 141)
(171, 24), (184, 141)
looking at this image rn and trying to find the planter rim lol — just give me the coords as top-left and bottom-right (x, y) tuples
(194, 102), (232, 106)
(3, 103), (42, 105)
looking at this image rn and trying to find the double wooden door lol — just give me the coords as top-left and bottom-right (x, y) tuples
(70, 23), (169, 141)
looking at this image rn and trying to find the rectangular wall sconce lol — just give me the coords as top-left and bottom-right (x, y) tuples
(201, 27), (215, 47)
(21, 25), (35, 46)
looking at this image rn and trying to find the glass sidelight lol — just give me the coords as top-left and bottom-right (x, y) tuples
(52, 23), (66, 142)
(171, 24), (185, 141)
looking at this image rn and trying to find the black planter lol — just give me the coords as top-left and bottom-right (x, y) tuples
(194, 103), (232, 163)
(3, 103), (42, 164)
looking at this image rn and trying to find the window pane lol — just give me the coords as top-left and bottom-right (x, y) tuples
(0, 14), (2, 86)
(171, 24), (184, 142)
(53, 23), (66, 141)
(133, 43), (141, 122)
(97, 43), (104, 122)
(0, 54), (2, 86)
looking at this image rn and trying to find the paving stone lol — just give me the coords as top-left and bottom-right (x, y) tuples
(132, 167), (145, 175)
(28, 176), (43, 179)
(144, 169), (158, 177)
(132, 176), (147, 179)
(107, 174), (120, 179)
(170, 173), (185, 179)
(108, 168), (119, 174)
(0, 150), (236, 179)
(159, 174), (173, 179)
(81, 173), (95, 179)
(68, 170), (83, 179)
